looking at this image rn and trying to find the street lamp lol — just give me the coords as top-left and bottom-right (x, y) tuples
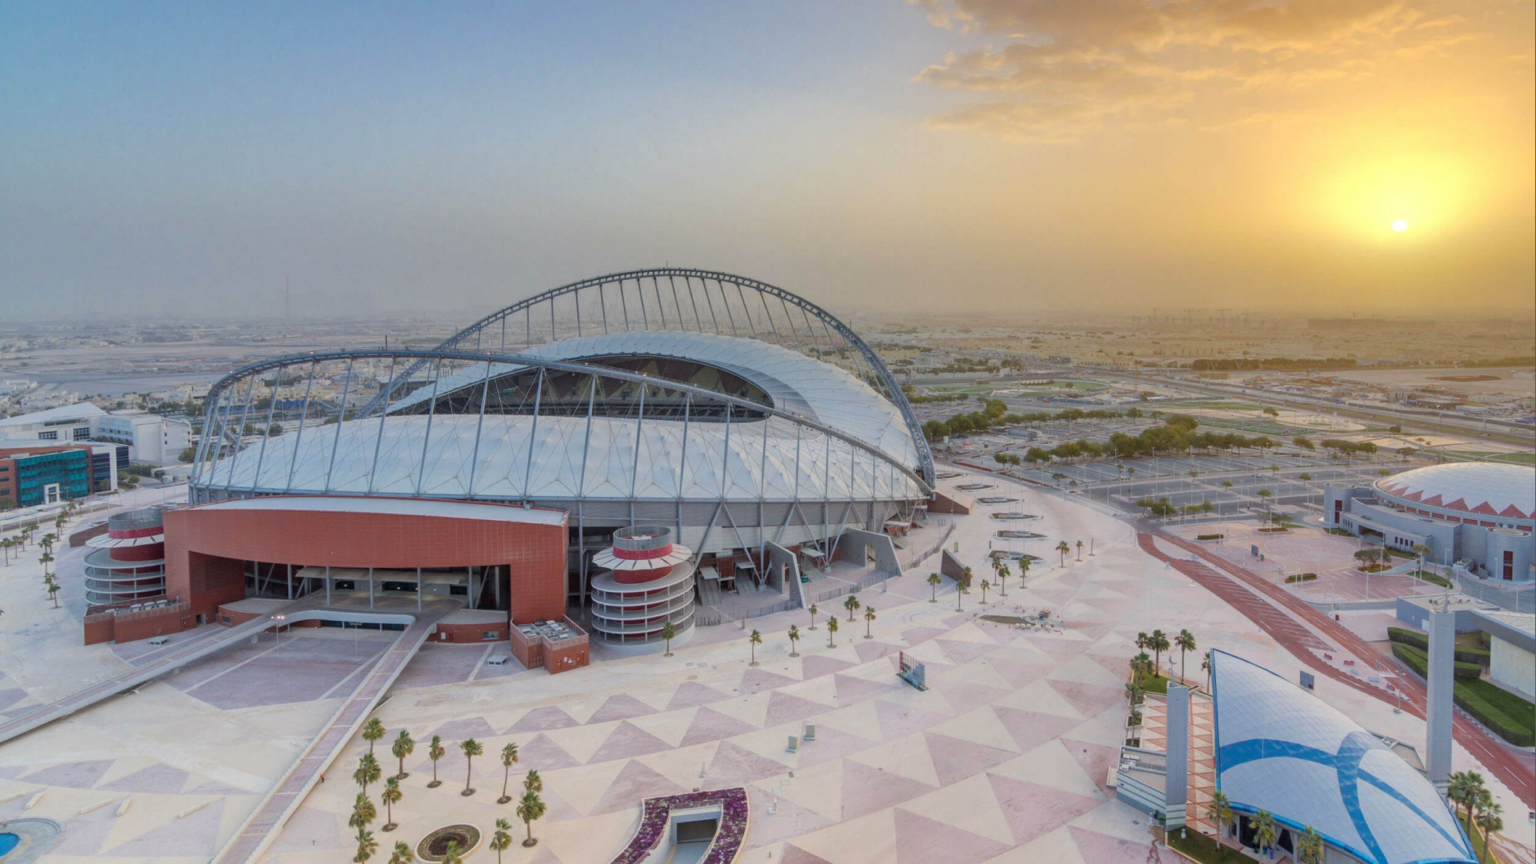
(274, 614), (286, 649)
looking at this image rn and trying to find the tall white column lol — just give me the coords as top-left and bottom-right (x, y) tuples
(1426, 602), (1455, 790)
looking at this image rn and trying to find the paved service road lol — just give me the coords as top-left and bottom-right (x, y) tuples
(1138, 528), (1535, 809)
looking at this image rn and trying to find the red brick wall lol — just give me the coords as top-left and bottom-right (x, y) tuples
(84, 606), (195, 644)
(545, 641), (588, 674)
(436, 619), (508, 644)
(82, 615), (115, 645)
(163, 498), (568, 623)
(928, 491), (971, 515)
(70, 522), (110, 548)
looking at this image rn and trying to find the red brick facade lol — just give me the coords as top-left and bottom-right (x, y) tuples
(163, 497), (569, 626)
(83, 602), (195, 645)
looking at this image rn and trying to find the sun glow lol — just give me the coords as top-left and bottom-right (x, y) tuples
(1392, 219), (1408, 232)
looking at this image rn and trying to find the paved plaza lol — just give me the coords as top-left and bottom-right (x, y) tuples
(0, 478), (1530, 862)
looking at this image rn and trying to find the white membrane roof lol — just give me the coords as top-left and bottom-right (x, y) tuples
(1211, 650), (1474, 864)
(1375, 463), (1535, 521)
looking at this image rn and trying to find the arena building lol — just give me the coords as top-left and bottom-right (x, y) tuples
(1324, 462), (1534, 583)
(1207, 650), (1475, 864)
(162, 269), (934, 649)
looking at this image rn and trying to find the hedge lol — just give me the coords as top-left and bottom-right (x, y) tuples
(1391, 643), (1480, 680)
(1388, 628), (1490, 666)
(1284, 573), (1318, 584)
(1196, 534), (1224, 541)
(1393, 644), (1535, 747)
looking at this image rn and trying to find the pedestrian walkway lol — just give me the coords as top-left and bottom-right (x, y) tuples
(0, 596), (320, 746)
(211, 607), (447, 864)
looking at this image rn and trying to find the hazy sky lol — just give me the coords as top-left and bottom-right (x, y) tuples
(2, 1), (1532, 320)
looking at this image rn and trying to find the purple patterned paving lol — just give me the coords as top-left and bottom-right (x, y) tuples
(664, 681), (733, 710)
(99, 763), (190, 794)
(516, 732), (582, 771)
(20, 759), (114, 789)
(986, 773), (1102, 845)
(703, 741), (788, 788)
(680, 707), (758, 747)
(873, 699), (950, 742)
(588, 721), (672, 764)
(893, 809), (1010, 864)
(923, 732), (1016, 787)
(764, 691), (831, 727)
(1069, 826), (1156, 862)
(840, 760), (935, 820)
(508, 705), (580, 732)
(590, 760), (687, 815)
(587, 694), (658, 725)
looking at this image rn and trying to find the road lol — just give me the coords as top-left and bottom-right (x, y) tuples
(1138, 527), (1534, 808)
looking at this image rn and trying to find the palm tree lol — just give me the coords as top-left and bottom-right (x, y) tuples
(441, 839), (463, 864)
(363, 718), (386, 756)
(38, 548), (53, 578)
(349, 792), (377, 831)
(960, 565), (972, 592)
(1148, 629), (1170, 678)
(45, 575), (60, 609)
(844, 593), (860, 623)
(662, 621), (676, 657)
(380, 777), (402, 831)
(927, 572), (941, 602)
(498, 742), (520, 804)
(807, 603), (819, 631)
(827, 616), (838, 647)
(490, 817), (514, 864)
(996, 560), (1009, 596)
(391, 730), (414, 779)
(1206, 790), (1233, 838)
(1475, 799), (1503, 864)
(1410, 543), (1433, 579)
(426, 736), (445, 788)
(1253, 809), (1278, 857)
(1129, 652), (1153, 686)
(1075, 540), (1083, 561)
(863, 606), (876, 639)
(1017, 555), (1030, 587)
(523, 768), (542, 795)
(1448, 771), (1484, 825)
(1202, 650), (1213, 692)
(1296, 826), (1324, 864)
(388, 840), (414, 864)
(748, 629), (762, 666)
(460, 738), (482, 796)
(979, 580), (991, 604)
(354, 827), (379, 863)
(1174, 630), (1196, 684)
(516, 789), (547, 847)
(1124, 680), (1142, 707)
(1055, 541), (1070, 565)
(787, 625), (800, 657)
(354, 753), (381, 796)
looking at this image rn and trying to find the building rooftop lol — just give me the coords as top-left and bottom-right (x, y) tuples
(0, 402), (106, 427)
(1211, 649), (1474, 864)
(189, 495), (569, 526)
(1374, 462), (1535, 521)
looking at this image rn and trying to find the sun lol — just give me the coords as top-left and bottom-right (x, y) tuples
(1391, 219), (1409, 232)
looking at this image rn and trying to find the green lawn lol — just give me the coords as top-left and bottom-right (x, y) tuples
(1168, 829), (1252, 864)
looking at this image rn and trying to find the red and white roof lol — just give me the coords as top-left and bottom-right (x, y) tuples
(1374, 463), (1535, 522)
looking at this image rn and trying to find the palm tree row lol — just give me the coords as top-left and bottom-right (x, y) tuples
(1448, 771), (1505, 863)
(347, 718), (548, 862)
(1130, 628), (1199, 686)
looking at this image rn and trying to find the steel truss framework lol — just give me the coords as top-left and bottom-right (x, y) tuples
(365, 268), (935, 486)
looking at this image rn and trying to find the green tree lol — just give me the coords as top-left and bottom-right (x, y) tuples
(1055, 540), (1070, 565)
(441, 839), (462, 864)
(426, 735), (445, 788)
(362, 718), (386, 756)
(827, 615), (839, 647)
(748, 629), (762, 666)
(1206, 790), (1234, 838)
(1174, 629), (1196, 683)
(354, 827), (378, 863)
(1075, 540), (1083, 560)
(979, 579), (991, 604)
(844, 593), (861, 622)
(1253, 810), (1278, 855)
(1475, 797), (1503, 864)
(807, 603), (819, 631)
(1129, 652), (1154, 686)
(388, 840), (413, 864)
(489, 817), (514, 864)
(1017, 555), (1030, 586)
(391, 730), (414, 780)
(44, 574), (60, 609)
(460, 738), (483, 796)
(1296, 826), (1324, 864)
(498, 742), (520, 804)
(1148, 629), (1170, 677)
(379, 777), (402, 831)
(523, 768), (543, 795)
(661, 620), (676, 657)
(927, 572), (942, 603)
(353, 753), (381, 796)
(996, 559), (1010, 596)
(348, 792), (377, 831)
(516, 789), (547, 847)
(787, 624), (800, 657)
(863, 605), (876, 639)
(1202, 650), (1213, 691)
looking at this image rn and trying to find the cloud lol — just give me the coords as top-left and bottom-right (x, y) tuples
(907, 0), (1501, 140)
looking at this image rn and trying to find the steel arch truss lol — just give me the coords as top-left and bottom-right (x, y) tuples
(361, 268), (934, 485)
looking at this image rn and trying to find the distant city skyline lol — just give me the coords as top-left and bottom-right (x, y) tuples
(2, 1), (1531, 319)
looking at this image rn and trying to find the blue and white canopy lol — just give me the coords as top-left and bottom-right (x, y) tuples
(1211, 650), (1475, 864)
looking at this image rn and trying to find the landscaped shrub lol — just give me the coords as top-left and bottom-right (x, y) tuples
(1391, 643), (1480, 680)
(1284, 573), (1318, 583)
(1196, 534), (1224, 541)
(1389, 628), (1491, 665)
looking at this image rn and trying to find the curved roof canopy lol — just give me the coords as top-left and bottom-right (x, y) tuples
(1375, 463), (1535, 522)
(1211, 650), (1474, 864)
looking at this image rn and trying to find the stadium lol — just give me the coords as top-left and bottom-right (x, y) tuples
(170, 269), (935, 650)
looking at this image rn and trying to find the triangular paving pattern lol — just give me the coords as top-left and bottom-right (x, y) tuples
(428, 717), (496, 740)
(893, 808), (1010, 864)
(679, 707), (759, 747)
(1068, 826), (1154, 862)
(993, 706), (1089, 755)
(664, 680), (733, 710)
(1063, 739), (1121, 796)
(987, 773), (1103, 846)
(98, 763), (190, 794)
(840, 758), (937, 820)
(586, 721), (673, 764)
(800, 654), (857, 678)
(740, 668), (799, 692)
(508, 705), (580, 733)
(517, 733), (583, 772)
(765, 691), (832, 727)
(853, 640), (902, 663)
(1047, 680), (1124, 719)
(875, 699), (951, 742)
(587, 759), (688, 815)
(586, 693), (658, 725)
(705, 740), (791, 789)
(833, 673), (905, 706)
(20, 759), (115, 789)
(104, 798), (226, 857)
(781, 845), (836, 864)
(924, 732), (1017, 787)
